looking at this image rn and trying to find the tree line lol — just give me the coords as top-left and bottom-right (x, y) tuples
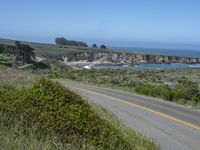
(55, 37), (88, 47)
(92, 44), (107, 49)
(55, 37), (107, 49)
(0, 41), (35, 64)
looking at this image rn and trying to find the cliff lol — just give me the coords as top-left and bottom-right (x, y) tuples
(62, 51), (200, 65)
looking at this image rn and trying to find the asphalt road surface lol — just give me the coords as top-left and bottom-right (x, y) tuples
(63, 82), (200, 150)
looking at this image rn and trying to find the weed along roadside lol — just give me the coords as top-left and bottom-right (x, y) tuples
(0, 67), (159, 150)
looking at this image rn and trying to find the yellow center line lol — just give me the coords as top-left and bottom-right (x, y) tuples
(76, 87), (200, 131)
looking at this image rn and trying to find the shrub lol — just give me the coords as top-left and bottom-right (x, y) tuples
(135, 82), (171, 99)
(174, 76), (200, 102)
(135, 77), (200, 107)
(0, 78), (143, 149)
(0, 112), (67, 150)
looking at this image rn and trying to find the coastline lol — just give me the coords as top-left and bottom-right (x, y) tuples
(63, 60), (200, 70)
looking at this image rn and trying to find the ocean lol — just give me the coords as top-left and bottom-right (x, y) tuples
(109, 47), (200, 58)
(92, 63), (200, 70)
(90, 47), (200, 70)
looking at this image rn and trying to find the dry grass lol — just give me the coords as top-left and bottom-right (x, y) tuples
(0, 66), (36, 88)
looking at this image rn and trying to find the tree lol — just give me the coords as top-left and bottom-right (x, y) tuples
(55, 37), (67, 45)
(100, 44), (107, 49)
(55, 37), (88, 47)
(92, 44), (97, 48)
(0, 44), (4, 54)
(0, 44), (15, 58)
(21, 45), (35, 63)
(14, 41), (35, 64)
(145, 55), (151, 62)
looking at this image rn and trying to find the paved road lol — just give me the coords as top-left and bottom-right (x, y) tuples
(63, 82), (200, 150)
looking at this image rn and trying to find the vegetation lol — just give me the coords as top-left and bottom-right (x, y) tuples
(55, 37), (88, 47)
(0, 38), (109, 61)
(0, 66), (158, 150)
(0, 66), (36, 88)
(0, 38), (83, 60)
(14, 41), (35, 64)
(0, 54), (15, 67)
(0, 112), (67, 150)
(92, 44), (97, 48)
(0, 38), (111, 72)
(0, 44), (14, 56)
(100, 44), (107, 49)
(135, 77), (200, 106)
(0, 41), (35, 64)
(50, 68), (200, 109)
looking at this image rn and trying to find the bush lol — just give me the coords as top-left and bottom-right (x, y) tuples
(135, 82), (171, 100)
(50, 69), (200, 108)
(1, 78), (152, 149)
(0, 112), (67, 150)
(174, 77), (200, 102)
(135, 77), (200, 107)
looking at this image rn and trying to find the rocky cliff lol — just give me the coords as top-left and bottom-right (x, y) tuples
(62, 51), (200, 65)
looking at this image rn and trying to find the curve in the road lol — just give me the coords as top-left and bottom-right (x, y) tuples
(78, 88), (200, 131)
(64, 82), (200, 150)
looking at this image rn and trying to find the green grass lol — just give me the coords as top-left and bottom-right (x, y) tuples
(0, 67), (159, 150)
(0, 38), (84, 59)
(51, 68), (200, 109)
(0, 53), (34, 68)
(0, 113), (67, 150)
(0, 38), (108, 60)
(0, 55), (14, 67)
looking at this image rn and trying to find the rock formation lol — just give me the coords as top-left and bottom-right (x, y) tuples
(62, 51), (200, 65)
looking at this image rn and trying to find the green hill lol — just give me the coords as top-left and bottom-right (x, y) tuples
(0, 38), (106, 60)
(0, 66), (159, 150)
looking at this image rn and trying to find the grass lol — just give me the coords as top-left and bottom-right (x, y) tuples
(0, 66), (36, 88)
(51, 68), (200, 109)
(0, 66), (159, 150)
(0, 67), (66, 150)
(0, 38), (85, 59)
(0, 38), (108, 60)
(0, 55), (15, 67)
(0, 113), (67, 150)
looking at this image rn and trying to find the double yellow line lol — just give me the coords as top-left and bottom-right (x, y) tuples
(78, 87), (200, 131)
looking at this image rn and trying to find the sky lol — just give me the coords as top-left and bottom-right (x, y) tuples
(0, 0), (200, 50)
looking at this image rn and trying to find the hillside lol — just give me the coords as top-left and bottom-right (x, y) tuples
(0, 38), (107, 60)
(2, 38), (199, 69)
(0, 66), (159, 150)
(0, 38), (82, 59)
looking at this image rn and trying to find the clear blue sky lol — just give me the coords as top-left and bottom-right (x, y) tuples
(0, 0), (200, 50)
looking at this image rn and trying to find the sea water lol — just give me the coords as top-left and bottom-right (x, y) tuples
(109, 47), (200, 57)
(91, 47), (200, 70)
(92, 63), (200, 70)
